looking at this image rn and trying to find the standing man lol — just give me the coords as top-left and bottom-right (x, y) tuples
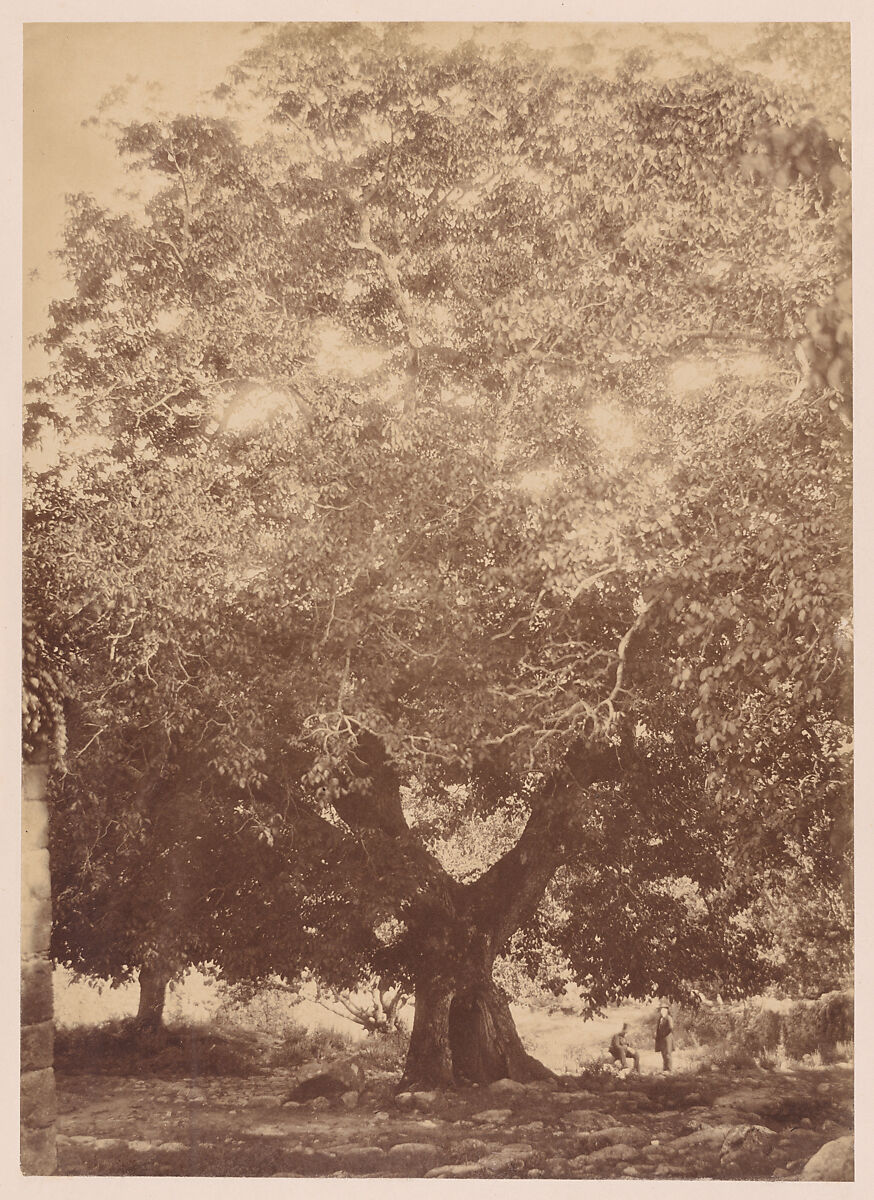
(608, 1023), (641, 1073)
(655, 1005), (674, 1072)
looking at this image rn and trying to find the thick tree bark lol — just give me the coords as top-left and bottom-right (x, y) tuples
(398, 742), (623, 1090)
(401, 968), (555, 1089)
(135, 965), (171, 1031)
(325, 733), (622, 1091)
(449, 980), (554, 1084)
(400, 976), (456, 1090)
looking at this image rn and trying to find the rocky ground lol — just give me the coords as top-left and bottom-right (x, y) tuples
(55, 1057), (853, 1179)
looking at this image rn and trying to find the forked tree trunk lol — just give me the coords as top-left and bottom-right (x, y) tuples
(449, 980), (554, 1084)
(400, 970), (554, 1090)
(135, 965), (171, 1031)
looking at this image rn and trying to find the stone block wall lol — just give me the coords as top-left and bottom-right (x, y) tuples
(21, 758), (57, 1175)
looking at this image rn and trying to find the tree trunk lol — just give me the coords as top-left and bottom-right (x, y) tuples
(449, 980), (554, 1084)
(135, 965), (171, 1031)
(400, 967), (555, 1090)
(399, 975), (456, 1090)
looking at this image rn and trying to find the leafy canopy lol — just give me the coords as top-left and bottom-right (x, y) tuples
(26, 23), (851, 1003)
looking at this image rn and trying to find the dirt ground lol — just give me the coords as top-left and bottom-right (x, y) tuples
(54, 1057), (854, 1179)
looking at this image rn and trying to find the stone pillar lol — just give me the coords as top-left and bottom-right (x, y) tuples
(21, 753), (57, 1175)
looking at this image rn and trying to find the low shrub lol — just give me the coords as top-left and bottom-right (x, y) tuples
(740, 1006), (784, 1057)
(55, 1018), (258, 1076)
(355, 1027), (409, 1074)
(268, 1019), (356, 1068)
(675, 990), (853, 1067)
(783, 991), (853, 1061)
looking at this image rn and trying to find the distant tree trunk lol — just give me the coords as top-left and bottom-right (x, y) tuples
(135, 965), (172, 1031)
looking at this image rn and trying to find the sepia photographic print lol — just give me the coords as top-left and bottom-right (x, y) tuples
(21, 14), (854, 1183)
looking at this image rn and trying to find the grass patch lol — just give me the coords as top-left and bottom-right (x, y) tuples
(355, 1027), (409, 1074)
(55, 1017), (259, 1077)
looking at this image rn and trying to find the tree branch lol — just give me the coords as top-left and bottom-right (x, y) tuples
(463, 740), (622, 950)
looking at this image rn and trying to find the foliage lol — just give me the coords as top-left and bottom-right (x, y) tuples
(676, 990), (853, 1066)
(752, 879), (852, 998)
(22, 616), (68, 764)
(54, 1016), (258, 1076)
(269, 1019), (357, 1069)
(266, 1014), (407, 1073)
(781, 991), (853, 1061)
(25, 23), (851, 1055)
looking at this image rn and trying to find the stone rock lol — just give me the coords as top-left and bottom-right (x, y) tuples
(21, 1123), (57, 1176)
(471, 1107), (513, 1123)
(411, 1090), (440, 1111)
(573, 1125), (650, 1154)
(476, 1143), (535, 1174)
(571, 1143), (639, 1168)
(127, 1140), (155, 1153)
(801, 1135), (853, 1182)
(527, 1168), (546, 1177)
(386, 1142), (441, 1167)
(562, 1108), (618, 1131)
(21, 1021), (54, 1073)
(339, 1091), (358, 1109)
(157, 1141), (187, 1153)
(590, 1143), (640, 1165)
(722, 1123), (778, 1152)
(308, 1096), (332, 1112)
(518, 1121), (545, 1133)
(543, 1156), (570, 1176)
(335, 1146), (385, 1169)
(455, 1138), (493, 1157)
(622, 1166), (640, 1176)
(285, 1057), (364, 1102)
(600, 1125), (651, 1148)
(394, 1092), (415, 1109)
(714, 1090), (766, 1116)
(426, 1163), (481, 1178)
(488, 1077), (528, 1096)
(667, 1124), (736, 1152)
(654, 1164), (673, 1177)
(20, 1067), (57, 1126)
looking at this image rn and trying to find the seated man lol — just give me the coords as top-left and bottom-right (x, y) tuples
(609, 1023), (641, 1072)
